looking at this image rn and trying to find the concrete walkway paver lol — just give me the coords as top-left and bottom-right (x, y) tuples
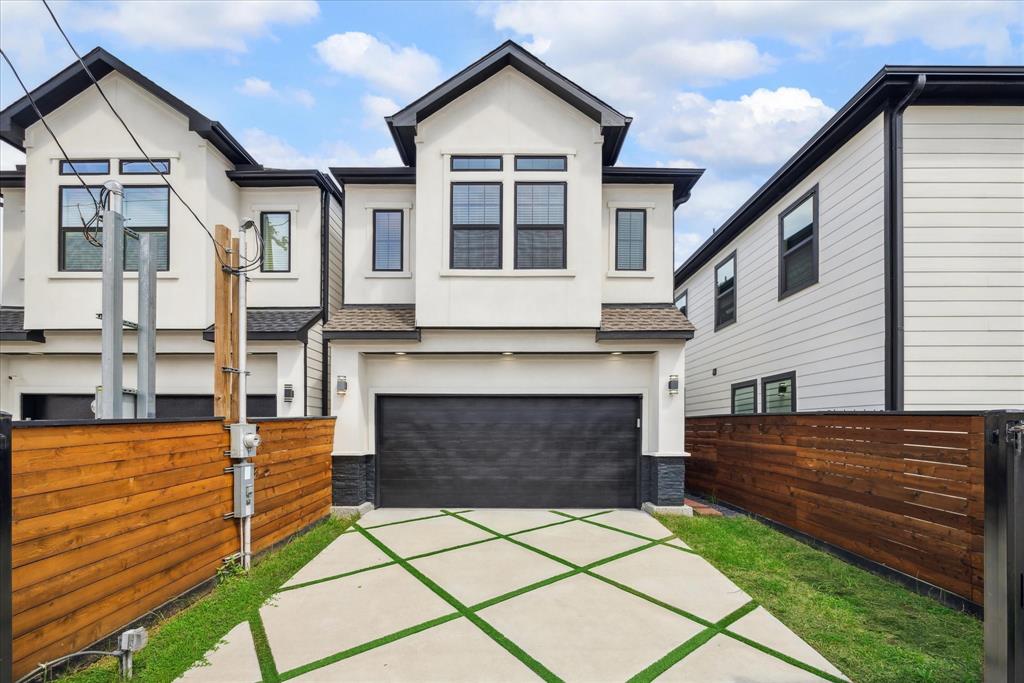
(177, 621), (261, 683)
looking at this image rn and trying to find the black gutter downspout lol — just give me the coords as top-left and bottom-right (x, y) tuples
(319, 186), (330, 324)
(884, 74), (926, 411)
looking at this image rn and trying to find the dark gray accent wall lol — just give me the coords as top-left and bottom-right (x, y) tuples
(640, 455), (686, 507)
(332, 455), (375, 506)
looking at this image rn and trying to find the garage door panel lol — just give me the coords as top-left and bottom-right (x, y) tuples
(382, 476), (638, 509)
(383, 450), (636, 483)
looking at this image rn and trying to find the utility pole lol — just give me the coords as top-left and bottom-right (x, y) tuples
(136, 233), (157, 417)
(99, 181), (125, 419)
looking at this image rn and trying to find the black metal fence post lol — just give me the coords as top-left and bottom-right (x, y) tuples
(984, 410), (1023, 683)
(1, 411), (12, 683)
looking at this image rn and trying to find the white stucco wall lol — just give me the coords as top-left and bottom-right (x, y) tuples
(342, 184), (416, 304)
(602, 184), (676, 303)
(1, 187), (25, 306)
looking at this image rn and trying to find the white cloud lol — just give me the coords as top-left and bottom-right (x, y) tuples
(361, 94), (399, 128)
(236, 78), (315, 108)
(292, 89), (316, 109)
(240, 128), (400, 170)
(237, 77), (275, 97)
(674, 169), (762, 265)
(315, 32), (441, 97)
(1, 142), (26, 171)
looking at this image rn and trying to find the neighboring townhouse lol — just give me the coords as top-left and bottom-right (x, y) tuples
(327, 41), (702, 510)
(0, 48), (343, 420)
(673, 66), (1024, 416)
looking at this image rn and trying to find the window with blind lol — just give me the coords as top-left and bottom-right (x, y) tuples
(260, 212), (291, 272)
(451, 183), (501, 269)
(615, 209), (646, 270)
(778, 186), (818, 298)
(515, 182), (566, 269)
(59, 185), (170, 271)
(762, 372), (796, 413)
(373, 210), (403, 271)
(714, 251), (736, 330)
(731, 380), (757, 414)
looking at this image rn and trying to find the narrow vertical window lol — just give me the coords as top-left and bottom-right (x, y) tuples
(373, 210), (403, 271)
(451, 183), (501, 269)
(762, 372), (796, 413)
(615, 209), (646, 270)
(515, 182), (566, 269)
(731, 380), (757, 414)
(778, 187), (818, 298)
(260, 211), (291, 272)
(675, 289), (687, 317)
(714, 251), (736, 330)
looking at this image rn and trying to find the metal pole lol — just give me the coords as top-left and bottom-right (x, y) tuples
(99, 181), (124, 419)
(238, 223), (248, 424)
(136, 233), (157, 418)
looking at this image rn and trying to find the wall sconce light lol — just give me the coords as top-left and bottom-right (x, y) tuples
(336, 375), (348, 395)
(667, 374), (679, 395)
(283, 383), (295, 403)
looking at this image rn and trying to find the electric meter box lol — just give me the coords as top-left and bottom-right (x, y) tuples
(233, 462), (255, 518)
(230, 423), (261, 458)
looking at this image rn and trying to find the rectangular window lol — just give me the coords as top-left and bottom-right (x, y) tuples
(515, 155), (566, 171)
(373, 209), (403, 271)
(675, 289), (687, 317)
(778, 186), (818, 298)
(615, 209), (646, 271)
(451, 182), (501, 269)
(714, 251), (736, 330)
(260, 211), (291, 272)
(60, 160), (108, 175)
(120, 159), (170, 174)
(762, 372), (796, 413)
(59, 185), (170, 271)
(451, 156), (502, 171)
(515, 182), (566, 269)
(731, 380), (757, 414)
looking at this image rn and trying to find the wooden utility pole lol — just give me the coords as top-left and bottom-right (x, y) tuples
(229, 236), (241, 421)
(213, 225), (240, 422)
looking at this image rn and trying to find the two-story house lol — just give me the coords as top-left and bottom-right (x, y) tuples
(326, 42), (702, 511)
(673, 66), (1023, 416)
(0, 48), (343, 420)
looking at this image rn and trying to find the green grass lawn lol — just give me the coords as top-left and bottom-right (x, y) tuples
(656, 514), (983, 683)
(58, 515), (355, 683)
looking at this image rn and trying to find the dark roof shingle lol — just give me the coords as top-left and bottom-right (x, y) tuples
(202, 307), (321, 342)
(0, 307), (44, 342)
(598, 304), (694, 340)
(323, 305), (418, 339)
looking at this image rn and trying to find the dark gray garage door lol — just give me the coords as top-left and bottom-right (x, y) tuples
(377, 395), (640, 508)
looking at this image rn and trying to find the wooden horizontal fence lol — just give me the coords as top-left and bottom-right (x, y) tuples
(686, 412), (985, 605)
(8, 416), (334, 680)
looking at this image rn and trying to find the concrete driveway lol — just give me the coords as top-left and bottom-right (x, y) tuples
(182, 508), (847, 682)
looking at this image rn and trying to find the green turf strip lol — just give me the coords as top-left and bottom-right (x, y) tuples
(723, 629), (848, 683)
(248, 612), (280, 683)
(550, 509), (698, 554)
(342, 509), (476, 533)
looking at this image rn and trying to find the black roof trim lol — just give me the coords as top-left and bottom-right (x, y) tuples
(595, 330), (695, 341)
(329, 167), (416, 185)
(323, 329), (422, 341)
(674, 65), (1024, 287)
(201, 307), (321, 343)
(227, 168), (342, 203)
(0, 307), (44, 343)
(0, 169), (25, 189)
(385, 40), (631, 167)
(603, 167), (704, 207)
(0, 47), (257, 166)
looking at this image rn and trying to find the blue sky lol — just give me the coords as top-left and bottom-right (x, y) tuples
(2, 0), (1020, 264)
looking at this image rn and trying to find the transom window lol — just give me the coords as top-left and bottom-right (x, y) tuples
(451, 183), (501, 269)
(120, 159), (170, 174)
(779, 187), (818, 298)
(515, 182), (566, 269)
(762, 372), (796, 413)
(615, 209), (646, 271)
(515, 155), (567, 171)
(59, 185), (170, 271)
(731, 381), (757, 414)
(714, 251), (737, 330)
(260, 211), (291, 272)
(675, 289), (687, 317)
(373, 210), (403, 271)
(451, 156), (502, 171)
(60, 160), (108, 175)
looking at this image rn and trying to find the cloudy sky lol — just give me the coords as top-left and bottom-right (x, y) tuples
(1, 0), (1020, 264)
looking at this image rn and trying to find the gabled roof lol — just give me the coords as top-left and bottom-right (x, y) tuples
(385, 40), (632, 166)
(0, 47), (257, 166)
(323, 305), (419, 340)
(202, 307), (322, 342)
(674, 64), (1024, 287)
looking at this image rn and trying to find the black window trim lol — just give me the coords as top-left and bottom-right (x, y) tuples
(450, 181), (503, 270)
(514, 180), (567, 270)
(372, 208), (404, 272)
(259, 210), (292, 273)
(675, 288), (688, 317)
(58, 183), (171, 271)
(714, 250), (737, 331)
(59, 159), (109, 175)
(450, 155), (503, 172)
(761, 370), (797, 413)
(119, 158), (171, 175)
(614, 208), (647, 271)
(730, 379), (758, 415)
(778, 184), (819, 300)
(514, 155), (568, 172)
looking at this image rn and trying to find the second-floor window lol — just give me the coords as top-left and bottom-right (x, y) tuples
(60, 159), (108, 175)
(451, 155), (502, 171)
(615, 209), (646, 271)
(714, 251), (736, 330)
(778, 187), (818, 298)
(451, 182), (501, 269)
(515, 182), (566, 269)
(373, 210), (403, 271)
(59, 185), (170, 271)
(120, 159), (170, 174)
(260, 212), (291, 272)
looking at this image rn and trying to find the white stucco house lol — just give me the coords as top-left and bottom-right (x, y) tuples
(0, 48), (343, 420)
(674, 66), (1024, 416)
(326, 42), (702, 509)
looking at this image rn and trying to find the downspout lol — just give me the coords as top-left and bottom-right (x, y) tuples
(884, 74), (926, 411)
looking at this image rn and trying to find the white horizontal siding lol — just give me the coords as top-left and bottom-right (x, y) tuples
(677, 113), (887, 415)
(902, 105), (1024, 410)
